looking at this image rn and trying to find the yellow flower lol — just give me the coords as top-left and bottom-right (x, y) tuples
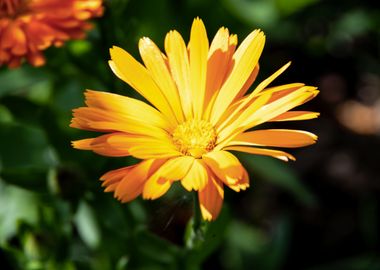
(0, 0), (103, 68)
(71, 18), (319, 221)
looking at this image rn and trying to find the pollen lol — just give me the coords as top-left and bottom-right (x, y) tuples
(172, 119), (217, 158)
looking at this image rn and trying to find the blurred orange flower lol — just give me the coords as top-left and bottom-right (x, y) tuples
(0, 0), (103, 68)
(71, 18), (319, 221)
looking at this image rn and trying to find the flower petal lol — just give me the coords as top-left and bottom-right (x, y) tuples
(227, 129), (318, 148)
(227, 166), (250, 192)
(218, 86), (319, 147)
(70, 90), (172, 137)
(115, 159), (166, 202)
(84, 90), (171, 130)
(203, 151), (244, 186)
(143, 156), (194, 199)
(216, 91), (272, 146)
(71, 108), (168, 139)
(269, 111), (320, 122)
(204, 28), (237, 119)
(235, 64), (260, 100)
(198, 174), (224, 221)
(181, 159), (208, 191)
(138, 37), (184, 122)
(72, 134), (129, 157)
(250, 61), (292, 96)
(210, 30), (265, 124)
(242, 86), (319, 129)
(164, 30), (193, 119)
(106, 133), (181, 159)
(100, 166), (135, 192)
(215, 62), (292, 130)
(109, 46), (177, 125)
(224, 146), (295, 162)
(189, 17), (209, 119)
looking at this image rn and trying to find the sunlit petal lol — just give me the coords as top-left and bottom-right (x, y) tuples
(199, 174), (224, 221)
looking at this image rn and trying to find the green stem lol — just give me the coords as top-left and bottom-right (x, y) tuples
(192, 191), (201, 233)
(184, 192), (205, 250)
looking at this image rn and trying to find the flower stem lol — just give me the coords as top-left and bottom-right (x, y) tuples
(185, 192), (205, 249)
(192, 191), (201, 233)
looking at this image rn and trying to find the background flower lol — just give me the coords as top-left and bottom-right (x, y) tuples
(0, 0), (103, 68)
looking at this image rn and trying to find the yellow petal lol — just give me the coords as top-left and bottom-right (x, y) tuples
(235, 64), (260, 100)
(243, 86), (319, 129)
(205, 28), (230, 102)
(218, 88), (318, 149)
(128, 145), (181, 159)
(216, 63), (293, 132)
(72, 134), (129, 157)
(109, 46), (177, 125)
(87, 121), (169, 139)
(71, 107), (170, 138)
(227, 166), (250, 192)
(210, 30), (265, 124)
(165, 30), (193, 119)
(198, 175), (224, 221)
(115, 159), (165, 202)
(250, 61), (292, 96)
(224, 146), (295, 162)
(181, 159), (208, 191)
(142, 156), (194, 199)
(228, 129), (318, 148)
(104, 182), (119, 193)
(216, 87), (317, 149)
(100, 166), (134, 188)
(257, 83), (305, 100)
(138, 37), (184, 122)
(270, 111), (320, 122)
(71, 91), (172, 137)
(189, 17), (209, 119)
(84, 90), (171, 130)
(204, 29), (237, 119)
(71, 138), (94, 150)
(216, 91), (272, 148)
(107, 133), (181, 159)
(203, 151), (244, 186)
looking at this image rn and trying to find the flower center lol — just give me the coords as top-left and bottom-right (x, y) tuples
(172, 119), (217, 158)
(0, 0), (27, 17)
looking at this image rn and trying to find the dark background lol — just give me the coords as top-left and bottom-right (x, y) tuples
(1, 0), (379, 269)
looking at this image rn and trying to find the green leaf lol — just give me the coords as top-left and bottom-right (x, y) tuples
(74, 200), (101, 249)
(0, 67), (48, 98)
(276, 0), (318, 16)
(222, 215), (291, 270)
(261, 215), (291, 270)
(0, 180), (39, 244)
(126, 229), (181, 269)
(239, 154), (317, 206)
(0, 122), (58, 170)
(184, 207), (230, 268)
(0, 105), (13, 123)
(226, 221), (267, 253)
(222, 0), (279, 28)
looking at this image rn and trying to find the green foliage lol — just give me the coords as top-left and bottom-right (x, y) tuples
(1, 0), (379, 269)
(239, 154), (317, 206)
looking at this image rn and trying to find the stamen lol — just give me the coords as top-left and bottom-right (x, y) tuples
(172, 119), (217, 158)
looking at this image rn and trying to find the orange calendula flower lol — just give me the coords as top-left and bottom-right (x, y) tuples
(0, 0), (103, 68)
(71, 18), (319, 221)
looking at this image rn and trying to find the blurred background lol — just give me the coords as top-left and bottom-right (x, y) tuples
(1, 0), (380, 269)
